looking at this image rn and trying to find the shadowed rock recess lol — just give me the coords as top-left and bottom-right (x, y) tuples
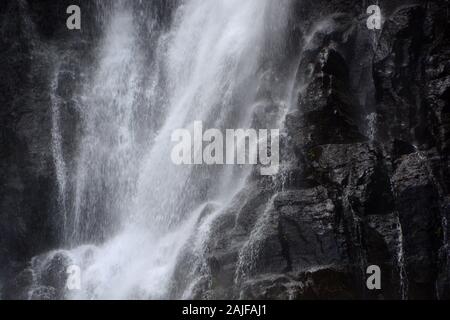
(0, 0), (449, 300)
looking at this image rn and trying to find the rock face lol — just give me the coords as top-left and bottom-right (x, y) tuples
(0, 0), (100, 291)
(1, 0), (449, 300)
(176, 0), (449, 300)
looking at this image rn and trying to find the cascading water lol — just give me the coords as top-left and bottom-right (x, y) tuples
(71, 3), (143, 244)
(30, 0), (294, 299)
(50, 62), (69, 235)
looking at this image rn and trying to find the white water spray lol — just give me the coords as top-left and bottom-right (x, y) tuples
(41, 0), (293, 299)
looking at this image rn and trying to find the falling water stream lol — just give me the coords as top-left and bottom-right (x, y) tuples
(41, 0), (294, 299)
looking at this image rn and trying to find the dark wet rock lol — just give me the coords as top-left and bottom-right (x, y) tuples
(240, 268), (356, 300)
(1, 268), (34, 300)
(287, 46), (367, 151)
(0, 0), (101, 296)
(29, 286), (57, 300)
(2, 250), (72, 300)
(185, 0), (449, 300)
(0, 0), (59, 291)
(391, 153), (444, 299)
(37, 252), (71, 295)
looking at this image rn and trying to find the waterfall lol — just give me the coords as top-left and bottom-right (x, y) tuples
(50, 62), (68, 235)
(71, 2), (143, 244)
(30, 0), (294, 299)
